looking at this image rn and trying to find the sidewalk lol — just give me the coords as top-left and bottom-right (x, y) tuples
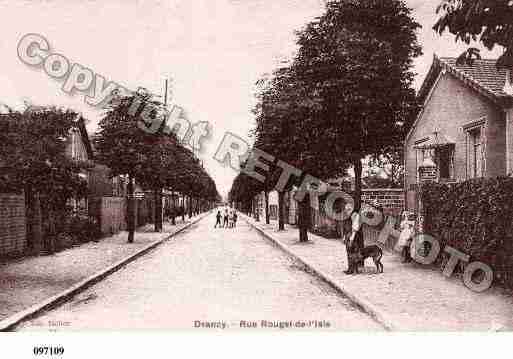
(0, 213), (208, 327)
(243, 215), (513, 331)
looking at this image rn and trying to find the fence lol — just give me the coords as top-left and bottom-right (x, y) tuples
(89, 195), (156, 236)
(310, 206), (401, 251)
(89, 196), (126, 235)
(0, 193), (27, 258)
(135, 196), (154, 227)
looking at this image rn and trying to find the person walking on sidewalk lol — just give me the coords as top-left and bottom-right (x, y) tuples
(214, 210), (222, 228)
(233, 211), (238, 228)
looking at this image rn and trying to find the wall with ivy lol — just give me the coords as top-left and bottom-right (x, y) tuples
(421, 178), (513, 288)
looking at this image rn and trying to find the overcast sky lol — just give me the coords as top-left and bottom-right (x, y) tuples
(0, 0), (502, 198)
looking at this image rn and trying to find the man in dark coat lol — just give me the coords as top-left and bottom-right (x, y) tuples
(223, 208), (229, 228)
(214, 210), (222, 228)
(341, 204), (363, 274)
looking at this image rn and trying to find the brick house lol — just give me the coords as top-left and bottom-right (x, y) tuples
(404, 55), (513, 211)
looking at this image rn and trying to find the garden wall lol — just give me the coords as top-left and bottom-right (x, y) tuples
(89, 196), (126, 235)
(0, 193), (27, 257)
(361, 188), (404, 216)
(421, 178), (513, 289)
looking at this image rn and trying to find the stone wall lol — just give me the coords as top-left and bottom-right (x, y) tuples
(0, 194), (27, 257)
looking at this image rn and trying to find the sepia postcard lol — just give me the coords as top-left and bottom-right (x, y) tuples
(1, 0), (512, 357)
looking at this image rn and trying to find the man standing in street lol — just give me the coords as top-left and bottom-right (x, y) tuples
(214, 210), (222, 228)
(223, 208), (229, 228)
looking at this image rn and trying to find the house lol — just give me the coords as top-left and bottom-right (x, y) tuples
(66, 117), (123, 212)
(404, 55), (513, 211)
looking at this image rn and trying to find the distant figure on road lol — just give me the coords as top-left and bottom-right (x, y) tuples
(223, 208), (229, 228)
(228, 210), (234, 228)
(215, 210), (222, 228)
(233, 211), (237, 228)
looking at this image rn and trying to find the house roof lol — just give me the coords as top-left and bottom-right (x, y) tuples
(418, 55), (513, 108)
(414, 132), (455, 149)
(406, 55), (513, 145)
(74, 116), (94, 159)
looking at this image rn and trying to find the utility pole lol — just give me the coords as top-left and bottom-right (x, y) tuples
(164, 78), (168, 106)
(154, 78), (171, 232)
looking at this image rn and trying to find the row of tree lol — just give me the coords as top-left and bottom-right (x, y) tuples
(230, 0), (513, 242)
(229, 0), (422, 242)
(93, 89), (221, 243)
(0, 89), (220, 251)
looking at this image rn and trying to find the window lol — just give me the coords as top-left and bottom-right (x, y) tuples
(436, 146), (454, 180)
(416, 146), (454, 182)
(468, 127), (484, 178)
(420, 148), (430, 164)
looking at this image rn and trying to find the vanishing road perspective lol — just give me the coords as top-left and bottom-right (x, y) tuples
(15, 212), (382, 331)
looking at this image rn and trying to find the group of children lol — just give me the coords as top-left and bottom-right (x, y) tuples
(214, 207), (237, 228)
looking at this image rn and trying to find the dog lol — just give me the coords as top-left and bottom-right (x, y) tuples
(352, 245), (384, 274)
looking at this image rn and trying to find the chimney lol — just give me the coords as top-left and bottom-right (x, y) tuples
(504, 68), (513, 96)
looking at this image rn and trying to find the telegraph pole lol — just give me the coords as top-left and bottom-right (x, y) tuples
(155, 78), (171, 232)
(164, 78), (168, 106)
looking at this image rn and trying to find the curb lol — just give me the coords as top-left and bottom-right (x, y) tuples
(243, 215), (399, 331)
(0, 213), (209, 332)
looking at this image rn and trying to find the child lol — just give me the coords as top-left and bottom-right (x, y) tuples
(228, 210), (233, 228)
(397, 211), (415, 263)
(223, 209), (229, 228)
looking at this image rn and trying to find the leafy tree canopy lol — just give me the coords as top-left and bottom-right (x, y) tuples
(434, 0), (513, 67)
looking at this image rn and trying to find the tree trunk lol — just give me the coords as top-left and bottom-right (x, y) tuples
(264, 191), (270, 224)
(188, 195), (193, 218)
(298, 192), (310, 242)
(254, 197), (260, 222)
(154, 187), (163, 232)
(181, 195), (185, 221)
(127, 175), (135, 243)
(278, 191), (285, 231)
(353, 158), (363, 212)
(353, 158), (364, 267)
(171, 192), (176, 225)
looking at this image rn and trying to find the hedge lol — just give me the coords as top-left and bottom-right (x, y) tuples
(421, 177), (513, 289)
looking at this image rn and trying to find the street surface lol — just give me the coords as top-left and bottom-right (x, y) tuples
(17, 211), (381, 331)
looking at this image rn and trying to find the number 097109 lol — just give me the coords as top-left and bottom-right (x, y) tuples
(33, 346), (64, 356)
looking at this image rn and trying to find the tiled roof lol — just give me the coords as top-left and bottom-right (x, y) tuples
(408, 55), (513, 143)
(438, 57), (513, 99)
